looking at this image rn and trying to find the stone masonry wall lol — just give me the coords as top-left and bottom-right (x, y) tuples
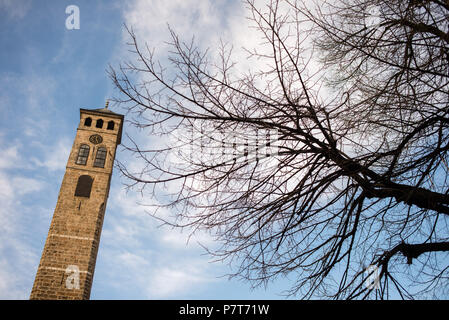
(30, 109), (122, 300)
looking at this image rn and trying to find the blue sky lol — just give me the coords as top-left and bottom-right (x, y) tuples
(0, 0), (296, 299)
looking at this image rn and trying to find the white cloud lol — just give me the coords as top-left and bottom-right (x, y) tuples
(97, 174), (220, 298)
(0, 0), (31, 20)
(109, 176), (215, 248)
(23, 117), (51, 138)
(11, 176), (43, 195)
(0, 145), (20, 169)
(146, 263), (215, 298)
(31, 137), (71, 172)
(106, 248), (216, 299)
(0, 142), (44, 298)
(24, 74), (57, 111)
(0, 260), (23, 299)
(0, 72), (57, 119)
(123, 0), (226, 47)
(0, 169), (44, 236)
(158, 225), (215, 249)
(101, 0), (246, 298)
(117, 0), (259, 74)
(103, 0), (306, 299)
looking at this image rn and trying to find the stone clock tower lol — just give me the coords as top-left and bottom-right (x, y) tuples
(30, 104), (124, 300)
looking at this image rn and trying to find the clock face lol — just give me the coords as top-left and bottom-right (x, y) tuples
(89, 134), (103, 144)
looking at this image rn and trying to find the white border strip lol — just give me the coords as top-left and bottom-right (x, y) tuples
(41, 266), (92, 275)
(49, 233), (95, 241)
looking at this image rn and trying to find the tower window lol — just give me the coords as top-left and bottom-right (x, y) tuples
(107, 120), (115, 130)
(93, 147), (107, 168)
(84, 117), (92, 127)
(96, 119), (104, 128)
(75, 144), (90, 165)
(74, 175), (93, 198)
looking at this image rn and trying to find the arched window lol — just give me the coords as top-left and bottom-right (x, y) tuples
(74, 175), (93, 198)
(84, 117), (92, 127)
(107, 120), (115, 130)
(93, 147), (107, 168)
(96, 119), (104, 128)
(75, 144), (90, 165)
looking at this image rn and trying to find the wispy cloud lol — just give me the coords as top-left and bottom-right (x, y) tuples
(146, 262), (216, 298)
(94, 176), (219, 298)
(100, 0), (258, 299)
(0, 72), (57, 120)
(123, 0), (225, 46)
(101, 245), (217, 299)
(0, 0), (31, 20)
(0, 145), (21, 170)
(31, 137), (71, 172)
(0, 138), (44, 299)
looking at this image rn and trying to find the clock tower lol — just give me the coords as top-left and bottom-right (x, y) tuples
(30, 104), (124, 300)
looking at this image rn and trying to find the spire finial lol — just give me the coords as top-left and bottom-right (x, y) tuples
(105, 100), (109, 109)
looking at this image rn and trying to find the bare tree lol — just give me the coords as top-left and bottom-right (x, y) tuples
(109, 0), (449, 299)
